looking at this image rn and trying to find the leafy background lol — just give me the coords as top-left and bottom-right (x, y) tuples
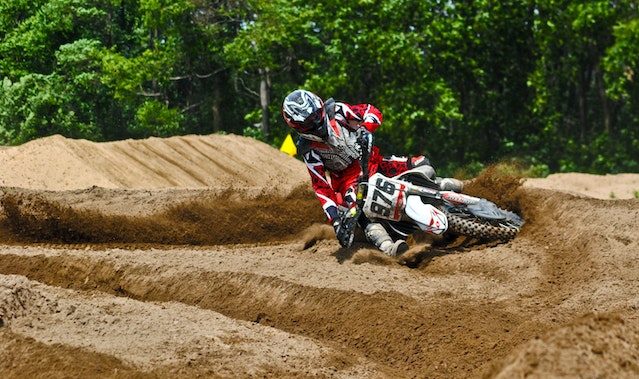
(1, 0), (638, 176)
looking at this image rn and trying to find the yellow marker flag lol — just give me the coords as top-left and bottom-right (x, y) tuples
(280, 133), (297, 156)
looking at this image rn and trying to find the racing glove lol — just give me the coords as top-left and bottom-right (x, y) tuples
(333, 207), (360, 248)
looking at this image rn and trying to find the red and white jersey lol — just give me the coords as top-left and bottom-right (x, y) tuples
(297, 100), (383, 222)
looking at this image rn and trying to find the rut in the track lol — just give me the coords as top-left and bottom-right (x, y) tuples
(1, 274), (384, 378)
(0, 186), (324, 245)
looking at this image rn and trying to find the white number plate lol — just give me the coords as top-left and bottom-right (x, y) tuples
(362, 173), (407, 221)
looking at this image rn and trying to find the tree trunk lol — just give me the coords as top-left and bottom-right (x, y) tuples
(211, 76), (221, 132)
(577, 71), (587, 142)
(259, 68), (271, 138)
(595, 65), (611, 134)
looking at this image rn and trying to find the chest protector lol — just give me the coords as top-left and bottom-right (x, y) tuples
(315, 99), (361, 172)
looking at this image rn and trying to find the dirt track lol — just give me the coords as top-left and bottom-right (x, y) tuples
(1, 135), (639, 378)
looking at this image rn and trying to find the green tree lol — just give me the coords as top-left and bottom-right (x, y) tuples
(0, 0), (638, 174)
(528, 0), (638, 172)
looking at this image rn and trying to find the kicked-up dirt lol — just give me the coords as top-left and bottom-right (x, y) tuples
(1, 134), (638, 378)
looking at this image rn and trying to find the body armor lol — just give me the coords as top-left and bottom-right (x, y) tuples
(310, 120), (361, 172)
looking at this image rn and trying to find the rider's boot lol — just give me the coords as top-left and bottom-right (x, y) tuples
(437, 177), (464, 192)
(364, 222), (409, 257)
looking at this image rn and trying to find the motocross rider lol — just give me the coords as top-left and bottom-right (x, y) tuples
(282, 89), (463, 256)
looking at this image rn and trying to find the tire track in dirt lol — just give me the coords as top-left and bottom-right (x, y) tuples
(0, 241), (542, 302)
(110, 144), (182, 187)
(466, 184), (639, 377)
(199, 140), (270, 185)
(183, 138), (245, 180)
(465, 170), (639, 323)
(137, 141), (210, 186)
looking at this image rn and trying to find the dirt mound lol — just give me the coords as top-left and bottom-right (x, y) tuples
(490, 314), (639, 378)
(0, 134), (307, 192)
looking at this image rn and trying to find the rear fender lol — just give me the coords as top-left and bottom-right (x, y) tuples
(404, 196), (448, 234)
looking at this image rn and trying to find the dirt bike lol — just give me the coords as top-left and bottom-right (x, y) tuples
(335, 131), (524, 248)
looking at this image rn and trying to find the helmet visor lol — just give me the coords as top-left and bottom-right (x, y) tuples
(299, 107), (326, 134)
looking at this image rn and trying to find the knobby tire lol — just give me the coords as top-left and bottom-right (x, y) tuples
(446, 212), (519, 241)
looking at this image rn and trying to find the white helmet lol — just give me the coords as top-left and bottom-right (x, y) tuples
(281, 89), (328, 142)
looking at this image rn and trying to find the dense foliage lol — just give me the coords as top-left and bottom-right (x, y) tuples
(0, 0), (638, 175)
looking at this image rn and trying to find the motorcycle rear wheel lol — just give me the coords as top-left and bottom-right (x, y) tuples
(446, 212), (519, 241)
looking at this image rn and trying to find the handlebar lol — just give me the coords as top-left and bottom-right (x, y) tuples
(357, 129), (373, 183)
(356, 129), (372, 208)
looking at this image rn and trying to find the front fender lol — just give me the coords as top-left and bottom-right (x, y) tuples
(404, 196), (448, 234)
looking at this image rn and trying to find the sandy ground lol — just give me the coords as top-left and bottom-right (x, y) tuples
(1, 134), (638, 378)
(524, 173), (639, 199)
